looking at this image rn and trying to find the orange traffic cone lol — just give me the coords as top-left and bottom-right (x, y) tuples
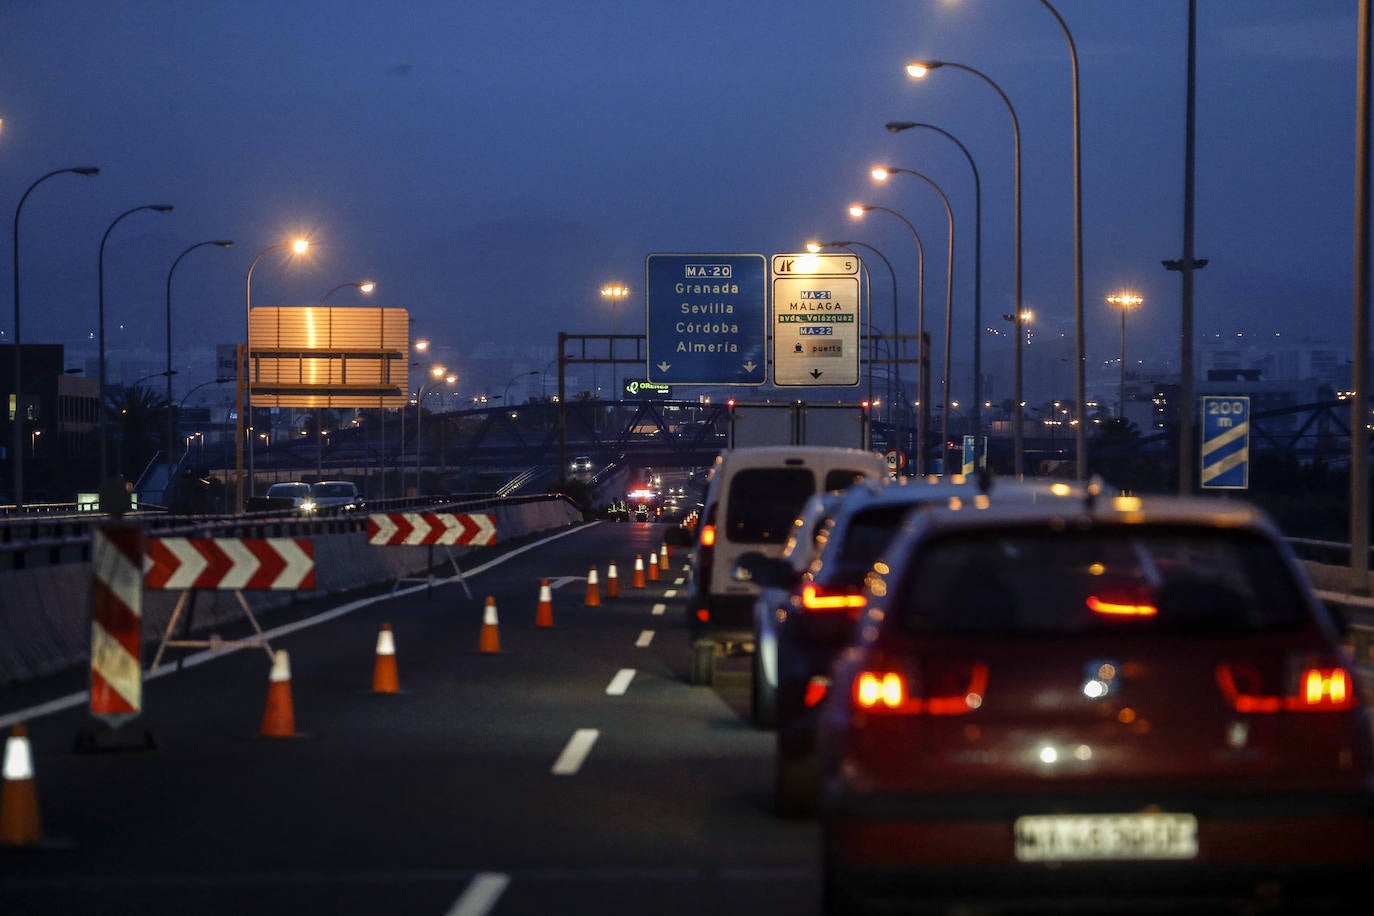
(585, 567), (601, 606)
(480, 596), (501, 654)
(633, 555), (646, 588)
(372, 624), (399, 694)
(605, 562), (620, 598)
(659, 544), (670, 570)
(0, 723), (41, 848)
(535, 580), (554, 628)
(261, 650), (296, 738)
(648, 553), (660, 581)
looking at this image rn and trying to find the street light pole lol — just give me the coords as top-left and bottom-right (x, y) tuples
(886, 122), (983, 447)
(11, 165), (99, 510)
(812, 240), (899, 463)
(870, 168), (956, 475)
(849, 204), (928, 475)
(99, 204), (174, 485)
(238, 239), (309, 512)
(503, 369), (538, 405)
(908, 60), (1022, 476)
(166, 240), (233, 496)
(316, 281), (376, 478)
(1038, 0), (1087, 481)
(1106, 293), (1143, 419)
(415, 367), (453, 494)
(601, 285), (629, 397)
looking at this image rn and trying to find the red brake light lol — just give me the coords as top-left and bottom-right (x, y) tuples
(700, 525), (716, 548)
(803, 676), (831, 708)
(852, 663), (988, 715)
(695, 608), (710, 623)
(801, 583), (866, 613)
(1086, 594), (1158, 617)
(1216, 660), (1355, 713)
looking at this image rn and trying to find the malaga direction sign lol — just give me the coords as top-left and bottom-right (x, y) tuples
(646, 253), (767, 386)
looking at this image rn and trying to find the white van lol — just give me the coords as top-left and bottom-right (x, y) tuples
(684, 445), (887, 684)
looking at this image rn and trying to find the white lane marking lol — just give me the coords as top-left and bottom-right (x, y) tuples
(549, 576), (579, 589)
(674, 577), (685, 585)
(663, 589), (677, 598)
(552, 728), (600, 775)
(447, 872), (511, 916)
(635, 630), (654, 648)
(606, 668), (636, 695)
(651, 603), (666, 616)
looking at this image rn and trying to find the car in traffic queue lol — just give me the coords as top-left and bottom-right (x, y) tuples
(682, 445), (888, 686)
(259, 481), (316, 514)
(748, 474), (1096, 817)
(309, 480), (365, 513)
(817, 492), (1374, 914)
(742, 489), (851, 731)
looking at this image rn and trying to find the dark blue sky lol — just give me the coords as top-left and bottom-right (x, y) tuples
(0, 0), (1364, 402)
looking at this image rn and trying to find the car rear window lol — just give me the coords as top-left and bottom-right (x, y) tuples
(724, 468), (815, 543)
(824, 468), (875, 492)
(818, 504), (914, 584)
(893, 526), (1307, 635)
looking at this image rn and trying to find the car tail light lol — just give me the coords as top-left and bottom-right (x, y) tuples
(1216, 657), (1356, 713)
(852, 662), (988, 715)
(801, 583), (866, 614)
(695, 608), (709, 623)
(1086, 594), (1158, 617)
(803, 676), (831, 708)
(700, 525), (716, 547)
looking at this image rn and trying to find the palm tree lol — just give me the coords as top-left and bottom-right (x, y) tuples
(106, 384), (170, 481)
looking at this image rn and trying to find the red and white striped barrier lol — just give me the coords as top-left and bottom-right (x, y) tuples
(90, 524), (145, 726)
(366, 512), (496, 547)
(144, 537), (315, 591)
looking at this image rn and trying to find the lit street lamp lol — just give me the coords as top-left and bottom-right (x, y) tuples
(908, 60), (1023, 475)
(886, 121), (984, 444)
(165, 239), (233, 491)
(602, 284), (630, 395)
(870, 167), (956, 474)
(238, 238), (309, 512)
(415, 366), (455, 495)
(316, 281), (377, 477)
(850, 203), (929, 474)
(11, 165), (99, 509)
(1106, 292), (1143, 419)
(99, 203), (175, 484)
(504, 369), (538, 406)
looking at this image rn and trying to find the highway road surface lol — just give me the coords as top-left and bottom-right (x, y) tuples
(0, 521), (819, 916)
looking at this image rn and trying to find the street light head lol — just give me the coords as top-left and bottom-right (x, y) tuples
(906, 61), (943, 79)
(73, 166), (100, 176)
(415, 338), (430, 352)
(870, 167), (890, 182)
(291, 238), (309, 255)
(848, 205), (868, 218)
(359, 281), (376, 294)
(213, 240), (234, 248)
(445, 374), (457, 385)
(806, 242), (822, 253)
(885, 121), (917, 134)
(151, 205), (174, 213)
(430, 365), (445, 378)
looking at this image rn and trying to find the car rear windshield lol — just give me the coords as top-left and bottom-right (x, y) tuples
(724, 468), (815, 543)
(893, 526), (1307, 635)
(818, 503), (914, 584)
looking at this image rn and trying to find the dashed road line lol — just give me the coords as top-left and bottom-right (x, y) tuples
(606, 668), (636, 695)
(651, 603), (666, 616)
(552, 728), (600, 775)
(635, 630), (654, 647)
(447, 872), (510, 916)
(663, 589), (677, 598)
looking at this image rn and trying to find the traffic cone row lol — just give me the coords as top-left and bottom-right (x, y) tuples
(536, 580), (555, 628)
(605, 562), (620, 598)
(585, 567), (601, 606)
(648, 553), (660, 581)
(480, 597), (501, 654)
(633, 555), (646, 588)
(261, 650), (297, 738)
(372, 624), (400, 694)
(659, 544), (670, 571)
(0, 723), (41, 848)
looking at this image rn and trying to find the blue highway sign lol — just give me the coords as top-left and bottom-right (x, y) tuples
(645, 253), (767, 386)
(1200, 395), (1250, 489)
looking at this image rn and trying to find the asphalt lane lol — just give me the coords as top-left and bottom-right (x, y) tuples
(0, 522), (820, 915)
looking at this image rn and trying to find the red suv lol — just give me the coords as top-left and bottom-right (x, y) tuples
(819, 494), (1374, 914)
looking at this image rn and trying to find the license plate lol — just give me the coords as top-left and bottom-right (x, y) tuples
(1014, 813), (1199, 862)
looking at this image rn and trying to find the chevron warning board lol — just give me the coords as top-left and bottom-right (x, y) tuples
(144, 537), (316, 591)
(367, 512), (497, 547)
